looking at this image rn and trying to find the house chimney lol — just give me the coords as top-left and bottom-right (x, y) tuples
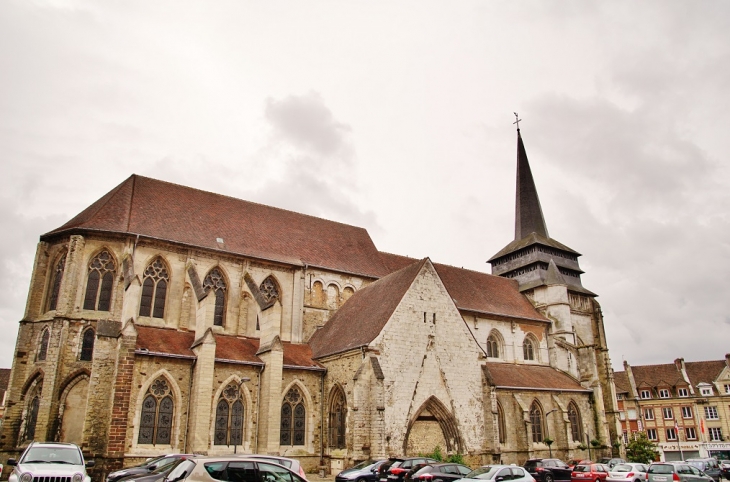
(674, 358), (685, 371)
(725, 353), (730, 368)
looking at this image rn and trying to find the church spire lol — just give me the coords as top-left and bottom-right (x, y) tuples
(515, 127), (549, 240)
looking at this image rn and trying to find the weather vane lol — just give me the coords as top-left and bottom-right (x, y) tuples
(513, 112), (522, 130)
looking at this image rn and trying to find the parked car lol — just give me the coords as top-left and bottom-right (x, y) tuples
(719, 462), (730, 481)
(606, 463), (648, 482)
(7, 441), (94, 482)
(162, 456), (305, 482)
(646, 462), (712, 482)
(524, 459), (573, 482)
(686, 459), (721, 482)
(599, 461), (626, 471)
(454, 465), (536, 482)
(571, 464), (610, 482)
(386, 458), (440, 482)
(336, 460), (387, 482)
(235, 455), (308, 481)
(118, 458), (194, 482)
(380, 459), (405, 482)
(408, 463), (472, 482)
(108, 455), (194, 482)
(569, 462), (594, 470)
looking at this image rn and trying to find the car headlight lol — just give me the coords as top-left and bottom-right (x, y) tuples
(73, 473), (84, 482)
(19, 472), (33, 482)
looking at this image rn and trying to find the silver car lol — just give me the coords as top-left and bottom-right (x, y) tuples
(455, 465), (536, 482)
(607, 463), (649, 482)
(647, 463), (712, 482)
(164, 456), (306, 482)
(7, 441), (94, 482)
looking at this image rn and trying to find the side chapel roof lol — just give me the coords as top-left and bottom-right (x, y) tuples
(42, 175), (390, 279)
(485, 362), (589, 392)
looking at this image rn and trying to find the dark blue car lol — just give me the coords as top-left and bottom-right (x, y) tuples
(337, 460), (388, 482)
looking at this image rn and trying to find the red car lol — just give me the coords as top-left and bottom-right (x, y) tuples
(571, 464), (611, 482)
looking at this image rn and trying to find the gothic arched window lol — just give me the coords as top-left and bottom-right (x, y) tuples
(280, 387), (305, 446)
(260, 276), (280, 303)
(138, 377), (174, 445)
(203, 268), (227, 326)
(38, 328), (50, 361)
(214, 382), (245, 446)
(530, 402), (543, 443)
(139, 258), (169, 318)
(328, 387), (346, 449)
(486, 332), (500, 358)
(523, 336), (535, 361)
(48, 252), (67, 311)
(568, 401), (583, 442)
(25, 395), (40, 441)
(497, 402), (506, 444)
(80, 328), (95, 361)
(83, 250), (116, 311)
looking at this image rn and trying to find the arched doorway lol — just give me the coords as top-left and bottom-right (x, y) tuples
(60, 377), (89, 444)
(404, 396), (463, 456)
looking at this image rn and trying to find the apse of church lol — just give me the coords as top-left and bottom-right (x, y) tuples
(0, 129), (620, 478)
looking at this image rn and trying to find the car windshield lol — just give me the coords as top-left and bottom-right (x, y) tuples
(352, 461), (375, 470)
(166, 460), (196, 482)
(524, 462), (543, 470)
(649, 465), (674, 474)
(686, 462), (705, 470)
(465, 467), (500, 479)
(152, 459), (187, 475)
(574, 466), (591, 473)
(613, 465), (632, 473)
(22, 446), (83, 465)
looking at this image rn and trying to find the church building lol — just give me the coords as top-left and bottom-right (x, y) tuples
(0, 129), (622, 477)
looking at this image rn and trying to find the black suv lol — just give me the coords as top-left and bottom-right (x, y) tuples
(524, 459), (573, 482)
(382, 458), (440, 482)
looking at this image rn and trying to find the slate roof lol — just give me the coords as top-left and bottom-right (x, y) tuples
(309, 258), (428, 359)
(43, 175), (389, 278)
(135, 325), (322, 369)
(613, 371), (630, 394)
(485, 362), (589, 392)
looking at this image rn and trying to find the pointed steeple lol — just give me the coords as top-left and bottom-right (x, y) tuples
(515, 130), (549, 240)
(489, 119), (595, 296)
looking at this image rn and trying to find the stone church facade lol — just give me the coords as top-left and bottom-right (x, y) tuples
(0, 130), (621, 478)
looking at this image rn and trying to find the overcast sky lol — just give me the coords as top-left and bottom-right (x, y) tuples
(1, 1), (729, 372)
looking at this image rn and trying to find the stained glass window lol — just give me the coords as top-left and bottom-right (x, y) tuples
(281, 387), (305, 446)
(203, 268), (227, 326)
(84, 250), (116, 311)
(80, 328), (95, 361)
(568, 402), (582, 442)
(329, 387), (346, 448)
(38, 329), (50, 361)
(137, 377), (174, 445)
(25, 396), (40, 441)
(48, 253), (66, 311)
(214, 382), (245, 446)
(530, 402), (543, 443)
(139, 258), (170, 318)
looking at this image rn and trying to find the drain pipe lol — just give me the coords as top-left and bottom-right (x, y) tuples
(255, 364), (264, 453)
(319, 369), (327, 473)
(184, 358), (197, 453)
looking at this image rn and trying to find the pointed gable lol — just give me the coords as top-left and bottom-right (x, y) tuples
(43, 175), (389, 278)
(309, 259), (427, 358)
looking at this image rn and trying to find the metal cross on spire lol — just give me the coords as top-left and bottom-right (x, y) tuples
(513, 112), (522, 131)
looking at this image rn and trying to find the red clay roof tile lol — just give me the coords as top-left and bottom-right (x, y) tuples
(486, 362), (588, 391)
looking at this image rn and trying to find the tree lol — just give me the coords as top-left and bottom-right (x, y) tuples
(626, 433), (659, 464)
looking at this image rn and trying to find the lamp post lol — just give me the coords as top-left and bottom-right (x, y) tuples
(545, 409), (558, 458)
(233, 376), (251, 454)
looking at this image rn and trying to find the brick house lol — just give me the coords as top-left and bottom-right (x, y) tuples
(0, 129), (621, 478)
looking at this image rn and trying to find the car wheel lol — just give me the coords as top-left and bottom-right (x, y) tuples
(544, 475), (554, 482)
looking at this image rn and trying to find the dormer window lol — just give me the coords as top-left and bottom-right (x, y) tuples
(659, 389), (670, 398)
(678, 388), (689, 397)
(700, 386), (713, 396)
(640, 389), (651, 399)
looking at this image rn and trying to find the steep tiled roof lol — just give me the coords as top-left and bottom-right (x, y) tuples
(433, 263), (548, 322)
(486, 363), (588, 391)
(614, 371), (630, 394)
(629, 363), (685, 388)
(43, 175), (389, 278)
(685, 360), (726, 386)
(0, 368), (10, 391)
(309, 259), (427, 359)
(135, 326), (321, 369)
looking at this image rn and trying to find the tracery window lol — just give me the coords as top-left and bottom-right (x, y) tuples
(486, 332), (500, 358)
(568, 401), (583, 442)
(48, 252), (67, 311)
(214, 382), (245, 446)
(530, 402), (543, 443)
(203, 268), (227, 326)
(83, 250), (115, 311)
(260, 276), (280, 303)
(523, 336), (535, 360)
(328, 387), (346, 449)
(138, 377), (174, 445)
(139, 258), (169, 318)
(497, 402), (506, 444)
(80, 328), (95, 361)
(280, 387), (305, 446)
(24, 395), (40, 441)
(38, 328), (50, 361)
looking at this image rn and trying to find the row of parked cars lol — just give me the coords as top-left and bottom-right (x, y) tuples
(5, 441), (310, 482)
(336, 456), (730, 482)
